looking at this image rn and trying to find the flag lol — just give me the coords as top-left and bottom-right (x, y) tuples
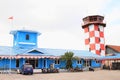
(8, 16), (13, 19)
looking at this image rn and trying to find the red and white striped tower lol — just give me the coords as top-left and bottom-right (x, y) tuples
(82, 15), (106, 56)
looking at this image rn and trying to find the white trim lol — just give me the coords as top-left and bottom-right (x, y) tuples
(18, 42), (36, 45)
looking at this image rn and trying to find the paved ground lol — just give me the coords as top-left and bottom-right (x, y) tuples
(0, 70), (120, 80)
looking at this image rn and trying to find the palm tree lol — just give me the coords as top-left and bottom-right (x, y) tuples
(60, 51), (78, 69)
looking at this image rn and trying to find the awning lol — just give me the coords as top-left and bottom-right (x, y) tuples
(0, 55), (59, 59)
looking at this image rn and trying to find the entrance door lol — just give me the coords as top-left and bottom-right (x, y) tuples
(83, 60), (92, 67)
(25, 59), (38, 69)
(29, 59), (35, 68)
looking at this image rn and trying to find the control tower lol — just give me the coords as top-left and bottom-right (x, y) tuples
(82, 15), (106, 56)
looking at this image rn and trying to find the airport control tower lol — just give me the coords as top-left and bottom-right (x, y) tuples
(82, 15), (106, 56)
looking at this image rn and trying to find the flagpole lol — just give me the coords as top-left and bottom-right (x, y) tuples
(8, 16), (13, 74)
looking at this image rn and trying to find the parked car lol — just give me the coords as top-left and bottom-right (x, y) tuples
(19, 63), (33, 75)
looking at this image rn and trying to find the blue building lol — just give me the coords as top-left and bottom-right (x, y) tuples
(0, 29), (102, 70)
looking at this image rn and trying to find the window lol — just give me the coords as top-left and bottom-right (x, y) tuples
(26, 34), (29, 40)
(83, 60), (90, 66)
(99, 18), (102, 21)
(55, 59), (60, 64)
(16, 59), (19, 67)
(77, 59), (82, 64)
(90, 17), (93, 21)
(96, 60), (100, 63)
(94, 17), (97, 21)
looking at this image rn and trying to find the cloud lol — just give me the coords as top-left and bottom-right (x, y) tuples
(38, 31), (85, 49)
(0, 0), (120, 49)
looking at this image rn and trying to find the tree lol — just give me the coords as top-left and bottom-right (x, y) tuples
(60, 51), (79, 69)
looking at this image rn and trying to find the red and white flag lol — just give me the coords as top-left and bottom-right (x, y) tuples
(8, 16), (13, 19)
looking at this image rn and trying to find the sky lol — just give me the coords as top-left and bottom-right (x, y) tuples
(0, 0), (120, 50)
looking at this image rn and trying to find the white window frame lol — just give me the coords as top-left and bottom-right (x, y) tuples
(77, 59), (82, 64)
(55, 59), (60, 64)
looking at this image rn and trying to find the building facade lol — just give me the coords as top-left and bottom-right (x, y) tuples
(0, 15), (106, 70)
(0, 29), (101, 70)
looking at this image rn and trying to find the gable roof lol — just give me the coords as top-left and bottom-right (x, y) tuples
(26, 48), (44, 54)
(106, 45), (120, 53)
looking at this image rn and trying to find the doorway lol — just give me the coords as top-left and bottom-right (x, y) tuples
(83, 59), (92, 67)
(25, 59), (38, 69)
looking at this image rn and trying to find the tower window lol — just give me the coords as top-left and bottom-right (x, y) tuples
(94, 17), (97, 21)
(90, 17), (93, 21)
(99, 18), (102, 21)
(26, 34), (29, 40)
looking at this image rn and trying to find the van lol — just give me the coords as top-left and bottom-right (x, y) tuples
(19, 63), (33, 75)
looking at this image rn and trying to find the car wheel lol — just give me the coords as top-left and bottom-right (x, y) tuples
(22, 72), (24, 75)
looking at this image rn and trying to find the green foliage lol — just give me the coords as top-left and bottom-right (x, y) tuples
(60, 51), (79, 69)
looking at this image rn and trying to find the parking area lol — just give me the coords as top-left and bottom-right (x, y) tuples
(0, 70), (120, 80)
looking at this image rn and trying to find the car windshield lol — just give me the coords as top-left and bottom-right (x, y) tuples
(24, 65), (32, 68)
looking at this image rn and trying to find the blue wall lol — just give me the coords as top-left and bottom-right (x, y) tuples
(54, 60), (66, 69)
(0, 59), (16, 69)
(12, 31), (38, 48)
(38, 58), (54, 69)
(91, 60), (101, 68)
(19, 58), (25, 68)
(38, 59), (42, 68)
(72, 60), (83, 69)
(54, 59), (101, 69)
(0, 59), (9, 69)
(0, 58), (101, 69)
(46, 58), (54, 68)
(11, 59), (16, 68)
